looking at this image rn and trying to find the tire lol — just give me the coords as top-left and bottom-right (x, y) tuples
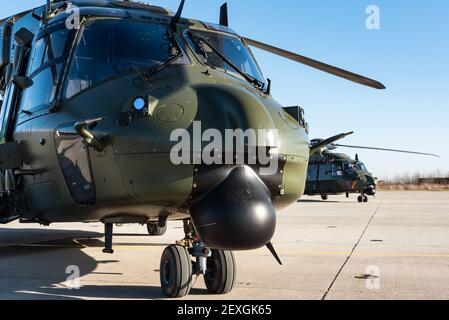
(321, 195), (328, 201)
(160, 245), (193, 298)
(147, 222), (167, 236)
(204, 250), (236, 295)
(358, 196), (363, 203)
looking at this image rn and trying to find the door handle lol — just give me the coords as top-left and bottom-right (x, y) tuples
(74, 117), (106, 152)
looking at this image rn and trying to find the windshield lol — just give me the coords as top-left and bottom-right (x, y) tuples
(185, 30), (266, 87)
(65, 20), (182, 99)
(343, 162), (358, 174)
(357, 162), (368, 171)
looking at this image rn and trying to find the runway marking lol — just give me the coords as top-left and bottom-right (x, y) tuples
(14, 290), (123, 300)
(245, 250), (449, 259)
(5, 242), (449, 259)
(5, 244), (82, 248)
(321, 194), (386, 300)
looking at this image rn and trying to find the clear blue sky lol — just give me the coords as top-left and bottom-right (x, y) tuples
(2, 1), (448, 179)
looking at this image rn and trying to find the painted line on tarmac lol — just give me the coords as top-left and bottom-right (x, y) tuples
(321, 194), (386, 300)
(247, 250), (449, 258)
(8, 243), (449, 259)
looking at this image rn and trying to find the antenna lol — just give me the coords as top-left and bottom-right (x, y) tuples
(219, 3), (229, 27)
(46, 0), (52, 14)
(171, 0), (185, 30)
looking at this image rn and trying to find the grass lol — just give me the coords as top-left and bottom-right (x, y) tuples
(379, 172), (449, 191)
(378, 183), (449, 191)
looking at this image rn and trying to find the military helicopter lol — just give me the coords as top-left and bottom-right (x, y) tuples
(305, 132), (439, 202)
(0, 0), (385, 298)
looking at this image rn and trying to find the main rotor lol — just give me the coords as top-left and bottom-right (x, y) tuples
(310, 132), (439, 158)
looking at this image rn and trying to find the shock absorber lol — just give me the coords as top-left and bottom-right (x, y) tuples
(190, 238), (212, 275)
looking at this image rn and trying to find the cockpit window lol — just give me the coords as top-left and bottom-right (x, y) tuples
(65, 20), (182, 99)
(185, 30), (266, 87)
(19, 27), (71, 115)
(343, 162), (358, 173)
(357, 162), (368, 171)
(27, 29), (69, 77)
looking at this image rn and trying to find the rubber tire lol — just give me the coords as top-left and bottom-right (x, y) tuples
(160, 245), (193, 298)
(204, 250), (236, 295)
(358, 196), (364, 203)
(147, 222), (167, 236)
(321, 195), (328, 201)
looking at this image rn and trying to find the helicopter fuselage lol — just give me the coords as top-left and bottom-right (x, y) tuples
(305, 152), (377, 200)
(0, 3), (309, 250)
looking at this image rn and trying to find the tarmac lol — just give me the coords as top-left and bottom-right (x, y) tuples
(1, 191), (448, 300)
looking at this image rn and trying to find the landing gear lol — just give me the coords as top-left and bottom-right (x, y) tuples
(204, 250), (236, 295)
(358, 195), (369, 203)
(160, 245), (193, 298)
(103, 223), (114, 254)
(147, 222), (167, 236)
(321, 195), (328, 201)
(159, 219), (237, 298)
(0, 170), (21, 224)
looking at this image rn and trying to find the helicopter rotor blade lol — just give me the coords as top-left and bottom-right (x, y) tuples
(334, 144), (440, 158)
(242, 37), (386, 90)
(219, 3), (229, 27)
(310, 131), (354, 155)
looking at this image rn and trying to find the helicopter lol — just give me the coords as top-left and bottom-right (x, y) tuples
(305, 132), (439, 202)
(0, 0), (386, 298)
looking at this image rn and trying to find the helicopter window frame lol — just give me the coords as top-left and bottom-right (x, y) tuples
(16, 24), (75, 118)
(357, 162), (368, 172)
(62, 18), (188, 100)
(27, 26), (73, 79)
(182, 28), (267, 89)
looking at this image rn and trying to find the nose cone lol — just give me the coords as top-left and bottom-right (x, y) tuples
(190, 166), (276, 251)
(194, 84), (277, 138)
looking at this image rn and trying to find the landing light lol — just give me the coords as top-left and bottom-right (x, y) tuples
(133, 97), (146, 111)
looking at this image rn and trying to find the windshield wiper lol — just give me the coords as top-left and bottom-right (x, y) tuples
(191, 34), (265, 90)
(130, 52), (181, 86)
(130, 32), (182, 84)
(146, 52), (182, 78)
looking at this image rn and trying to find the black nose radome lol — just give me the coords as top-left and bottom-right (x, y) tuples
(365, 185), (376, 196)
(190, 166), (276, 251)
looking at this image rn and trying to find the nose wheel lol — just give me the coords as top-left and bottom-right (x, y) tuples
(159, 220), (237, 298)
(358, 194), (369, 203)
(160, 245), (193, 298)
(204, 250), (236, 295)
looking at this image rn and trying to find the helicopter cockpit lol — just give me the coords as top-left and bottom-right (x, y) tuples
(16, 25), (71, 116)
(65, 19), (189, 99)
(356, 161), (368, 172)
(184, 29), (266, 89)
(343, 161), (369, 174)
(21, 14), (267, 105)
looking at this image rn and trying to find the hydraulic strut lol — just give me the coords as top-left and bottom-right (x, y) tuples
(103, 223), (114, 254)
